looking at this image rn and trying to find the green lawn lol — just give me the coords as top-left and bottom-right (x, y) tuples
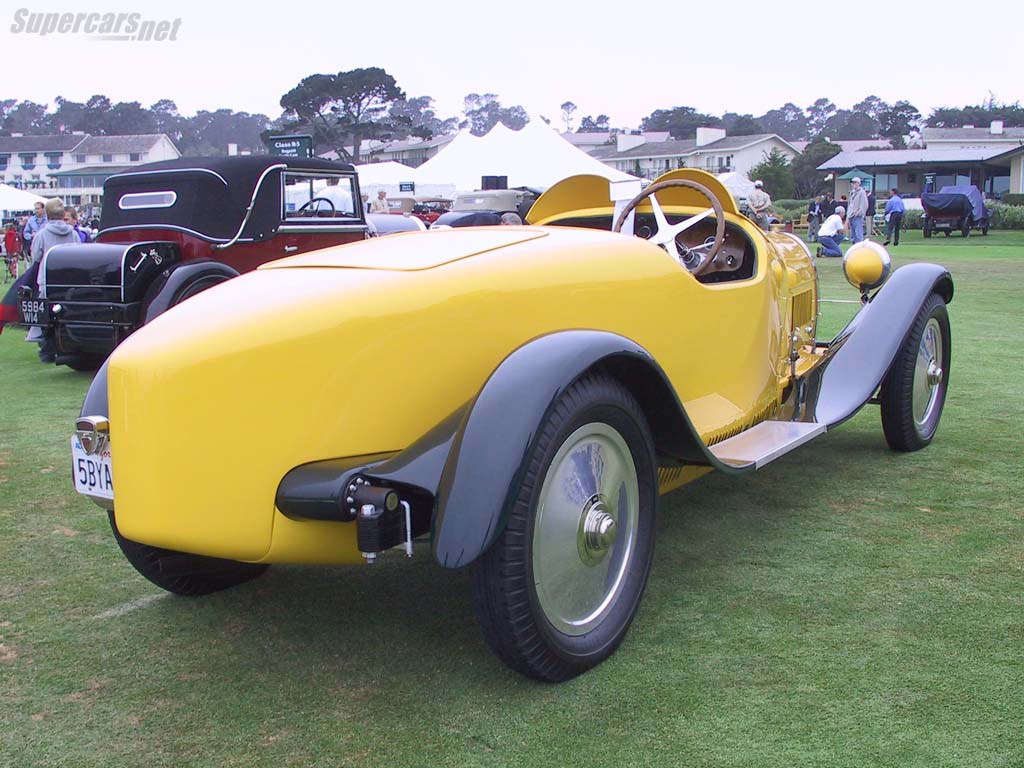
(1, 232), (1021, 768)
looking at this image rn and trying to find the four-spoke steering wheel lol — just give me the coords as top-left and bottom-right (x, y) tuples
(612, 179), (726, 276)
(298, 197), (336, 217)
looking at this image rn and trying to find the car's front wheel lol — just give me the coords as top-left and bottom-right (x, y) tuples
(109, 511), (268, 596)
(470, 373), (657, 681)
(879, 293), (951, 451)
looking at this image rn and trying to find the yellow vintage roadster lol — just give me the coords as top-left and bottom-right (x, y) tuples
(72, 169), (953, 681)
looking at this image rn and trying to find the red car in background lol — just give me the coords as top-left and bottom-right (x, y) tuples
(1, 156), (368, 370)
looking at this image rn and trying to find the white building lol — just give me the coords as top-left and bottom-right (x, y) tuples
(592, 128), (800, 181)
(0, 133), (180, 207)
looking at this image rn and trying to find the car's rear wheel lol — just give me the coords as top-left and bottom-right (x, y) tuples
(109, 511), (268, 596)
(923, 220), (932, 238)
(470, 373), (657, 681)
(961, 218), (971, 237)
(879, 293), (950, 452)
(64, 354), (105, 372)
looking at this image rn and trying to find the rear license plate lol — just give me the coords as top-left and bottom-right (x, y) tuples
(19, 298), (48, 324)
(71, 435), (113, 500)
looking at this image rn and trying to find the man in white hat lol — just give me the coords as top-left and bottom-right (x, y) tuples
(747, 180), (772, 232)
(846, 176), (869, 244)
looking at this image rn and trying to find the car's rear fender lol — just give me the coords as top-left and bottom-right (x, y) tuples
(413, 330), (737, 568)
(141, 259), (240, 323)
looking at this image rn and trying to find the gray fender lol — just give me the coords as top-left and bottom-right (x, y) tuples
(142, 260), (239, 324)
(807, 262), (953, 427)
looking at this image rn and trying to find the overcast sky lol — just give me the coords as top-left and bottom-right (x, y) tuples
(4, 0), (1018, 130)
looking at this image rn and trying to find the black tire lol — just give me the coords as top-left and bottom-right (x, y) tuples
(879, 293), (951, 452)
(961, 218), (971, 237)
(64, 355), (104, 373)
(109, 511), (268, 596)
(923, 220), (932, 238)
(470, 373), (657, 681)
(981, 221), (989, 235)
(943, 230), (951, 237)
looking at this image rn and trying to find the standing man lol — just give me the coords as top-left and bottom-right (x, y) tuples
(27, 198), (81, 362)
(369, 189), (389, 213)
(747, 180), (772, 231)
(816, 206), (847, 258)
(865, 186), (876, 237)
(883, 188), (905, 246)
(807, 196), (825, 243)
(22, 201), (46, 257)
(846, 177), (869, 244)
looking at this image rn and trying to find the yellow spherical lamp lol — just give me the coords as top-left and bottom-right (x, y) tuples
(843, 241), (892, 293)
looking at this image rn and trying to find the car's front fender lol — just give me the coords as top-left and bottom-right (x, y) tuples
(804, 262), (953, 427)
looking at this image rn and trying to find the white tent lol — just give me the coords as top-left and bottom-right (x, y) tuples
(415, 121), (635, 190)
(0, 184), (47, 213)
(354, 161), (419, 186)
(354, 161), (457, 201)
(716, 172), (756, 202)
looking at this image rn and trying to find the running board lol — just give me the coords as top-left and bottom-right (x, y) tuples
(709, 421), (825, 469)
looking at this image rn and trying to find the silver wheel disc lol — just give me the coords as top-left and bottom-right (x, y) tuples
(532, 422), (639, 637)
(912, 318), (944, 429)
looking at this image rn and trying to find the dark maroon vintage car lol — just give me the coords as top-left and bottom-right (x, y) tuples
(1, 156), (368, 369)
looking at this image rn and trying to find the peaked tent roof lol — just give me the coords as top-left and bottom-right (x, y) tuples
(0, 183), (47, 211)
(415, 121), (635, 190)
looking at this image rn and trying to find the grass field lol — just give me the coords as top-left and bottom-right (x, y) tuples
(1, 232), (1021, 767)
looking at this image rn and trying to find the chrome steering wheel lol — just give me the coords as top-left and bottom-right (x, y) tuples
(612, 179), (726, 276)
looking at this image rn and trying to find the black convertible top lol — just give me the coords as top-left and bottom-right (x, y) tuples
(113, 155), (356, 185)
(100, 156), (360, 242)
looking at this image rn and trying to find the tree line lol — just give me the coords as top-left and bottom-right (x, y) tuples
(0, 96), (270, 156)
(3, 68), (1021, 160)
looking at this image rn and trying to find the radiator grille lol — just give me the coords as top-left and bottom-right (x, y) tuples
(792, 289), (814, 329)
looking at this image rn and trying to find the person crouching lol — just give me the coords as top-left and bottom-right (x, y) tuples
(815, 206), (847, 257)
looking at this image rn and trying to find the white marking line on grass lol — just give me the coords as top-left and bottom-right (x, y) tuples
(91, 594), (168, 620)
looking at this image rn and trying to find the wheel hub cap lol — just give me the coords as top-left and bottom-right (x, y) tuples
(579, 497), (617, 563)
(532, 423), (639, 636)
(912, 318), (945, 427)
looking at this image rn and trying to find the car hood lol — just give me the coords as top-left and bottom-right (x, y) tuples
(261, 227), (548, 271)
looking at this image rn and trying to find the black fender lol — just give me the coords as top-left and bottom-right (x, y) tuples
(142, 260), (239, 324)
(425, 330), (729, 568)
(804, 263), (953, 428)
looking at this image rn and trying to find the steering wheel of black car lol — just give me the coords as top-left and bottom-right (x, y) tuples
(298, 197), (336, 217)
(613, 179), (726, 276)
